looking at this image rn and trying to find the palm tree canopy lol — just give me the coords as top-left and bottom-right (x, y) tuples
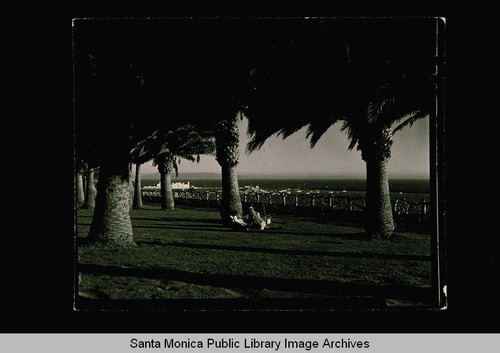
(243, 19), (436, 153)
(74, 19), (254, 169)
(131, 124), (216, 176)
(74, 19), (436, 167)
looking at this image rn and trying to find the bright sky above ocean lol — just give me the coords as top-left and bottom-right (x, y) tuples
(139, 116), (430, 178)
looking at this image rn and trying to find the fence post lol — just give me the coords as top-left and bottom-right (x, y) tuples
(295, 195), (299, 207)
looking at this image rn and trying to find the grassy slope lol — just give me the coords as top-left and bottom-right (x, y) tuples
(76, 204), (432, 307)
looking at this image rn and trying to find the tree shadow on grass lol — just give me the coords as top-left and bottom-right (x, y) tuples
(156, 217), (223, 224)
(129, 217), (169, 222)
(130, 216), (223, 225)
(272, 230), (371, 240)
(129, 210), (367, 236)
(77, 219), (370, 240)
(79, 208), (370, 239)
(76, 263), (432, 310)
(133, 222), (373, 240)
(135, 241), (430, 261)
(145, 204), (221, 213)
(131, 224), (234, 232)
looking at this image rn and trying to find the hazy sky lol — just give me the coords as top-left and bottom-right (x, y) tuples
(140, 116), (430, 178)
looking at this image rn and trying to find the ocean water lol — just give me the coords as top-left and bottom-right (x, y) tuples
(141, 178), (430, 194)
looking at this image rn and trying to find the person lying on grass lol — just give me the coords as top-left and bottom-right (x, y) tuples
(229, 205), (272, 231)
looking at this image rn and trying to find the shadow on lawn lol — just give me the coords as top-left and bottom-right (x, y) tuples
(135, 241), (430, 261)
(131, 222), (372, 240)
(132, 224), (231, 232)
(156, 217), (223, 224)
(77, 263), (432, 305)
(79, 210), (368, 238)
(130, 216), (223, 225)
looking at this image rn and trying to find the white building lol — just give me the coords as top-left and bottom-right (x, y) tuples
(143, 181), (191, 190)
(172, 181), (190, 190)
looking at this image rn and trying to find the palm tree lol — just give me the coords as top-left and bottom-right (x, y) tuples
(128, 163), (134, 210)
(154, 153), (177, 210)
(132, 126), (216, 210)
(76, 34), (143, 247)
(86, 156), (135, 247)
(82, 167), (97, 210)
(342, 76), (432, 237)
(215, 115), (244, 225)
(132, 163), (143, 210)
(76, 173), (85, 204)
(244, 20), (435, 238)
(75, 158), (87, 205)
(74, 20), (252, 247)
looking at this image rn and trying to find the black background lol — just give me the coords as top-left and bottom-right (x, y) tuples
(3, 3), (498, 333)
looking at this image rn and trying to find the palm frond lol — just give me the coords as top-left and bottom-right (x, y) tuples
(340, 119), (360, 151)
(392, 110), (429, 134)
(367, 74), (433, 130)
(306, 116), (345, 148)
(138, 124), (216, 172)
(176, 154), (197, 163)
(245, 110), (285, 153)
(277, 122), (309, 140)
(367, 85), (396, 125)
(246, 134), (269, 153)
(130, 130), (163, 164)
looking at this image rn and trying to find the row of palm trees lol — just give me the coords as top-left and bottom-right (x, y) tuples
(131, 124), (216, 211)
(74, 19), (437, 247)
(77, 119), (242, 223)
(75, 159), (97, 209)
(76, 125), (214, 212)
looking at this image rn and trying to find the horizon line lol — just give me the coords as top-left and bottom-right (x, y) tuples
(141, 172), (430, 180)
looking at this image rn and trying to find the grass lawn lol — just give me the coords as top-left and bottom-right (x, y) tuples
(76, 203), (433, 309)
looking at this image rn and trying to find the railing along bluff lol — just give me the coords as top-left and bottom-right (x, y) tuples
(141, 189), (430, 218)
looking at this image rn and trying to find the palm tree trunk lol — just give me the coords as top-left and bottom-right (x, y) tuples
(215, 116), (243, 225)
(364, 156), (394, 238)
(82, 169), (96, 209)
(76, 173), (85, 204)
(128, 163), (134, 210)
(160, 170), (175, 210)
(87, 160), (135, 247)
(158, 154), (175, 210)
(358, 126), (395, 238)
(133, 163), (143, 209)
(82, 175), (87, 196)
(220, 164), (242, 224)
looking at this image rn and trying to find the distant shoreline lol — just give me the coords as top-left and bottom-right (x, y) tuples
(139, 177), (430, 194)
